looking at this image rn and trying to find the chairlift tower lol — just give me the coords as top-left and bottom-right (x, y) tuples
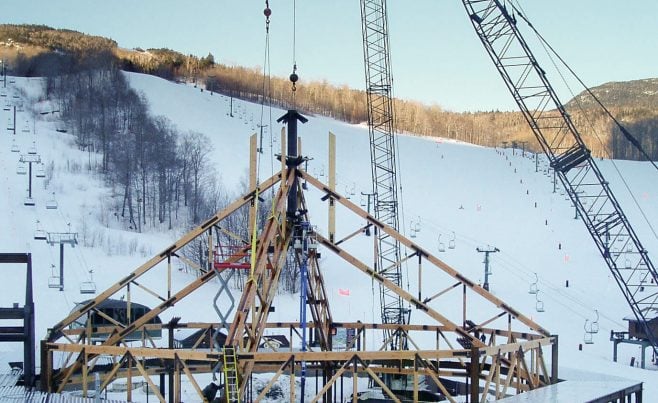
(360, 0), (407, 350)
(463, 0), (658, 356)
(0, 60), (6, 88)
(476, 246), (499, 291)
(7, 105), (16, 135)
(45, 231), (78, 291)
(0, 253), (36, 387)
(19, 153), (41, 206)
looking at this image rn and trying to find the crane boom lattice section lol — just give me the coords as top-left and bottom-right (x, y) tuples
(462, 0), (658, 356)
(360, 0), (407, 346)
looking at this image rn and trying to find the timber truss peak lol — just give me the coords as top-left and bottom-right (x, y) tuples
(43, 163), (557, 402)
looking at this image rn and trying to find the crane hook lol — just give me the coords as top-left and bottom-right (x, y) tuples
(290, 64), (298, 92)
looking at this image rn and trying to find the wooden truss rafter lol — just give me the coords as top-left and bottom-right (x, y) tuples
(42, 132), (558, 402)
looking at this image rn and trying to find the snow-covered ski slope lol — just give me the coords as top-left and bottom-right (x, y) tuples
(1, 72), (657, 400)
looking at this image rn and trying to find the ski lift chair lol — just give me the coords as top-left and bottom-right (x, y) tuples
(437, 235), (446, 253)
(590, 310), (599, 334)
(80, 270), (97, 295)
(79, 281), (96, 294)
(10, 140), (19, 153)
(535, 291), (545, 312)
(448, 232), (456, 249)
(16, 162), (27, 175)
(34, 220), (47, 241)
(583, 332), (593, 344)
(46, 193), (58, 210)
(35, 163), (46, 178)
(528, 272), (539, 294)
(27, 142), (37, 155)
(410, 220), (417, 238)
(583, 320), (594, 344)
(48, 265), (62, 290)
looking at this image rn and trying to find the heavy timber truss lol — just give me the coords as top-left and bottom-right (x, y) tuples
(42, 133), (557, 402)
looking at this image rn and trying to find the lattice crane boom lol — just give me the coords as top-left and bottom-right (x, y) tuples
(461, 0), (658, 356)
(360, 0), (407, 347)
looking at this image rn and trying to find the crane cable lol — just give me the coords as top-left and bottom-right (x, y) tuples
(510, 0), (658, 244)
(249, 1), (274, 280)
(510, 1), (658, 173)
(261, 1), (274, 195)
(289, 0), (299, 108)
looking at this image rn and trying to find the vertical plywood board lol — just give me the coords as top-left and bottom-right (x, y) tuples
(328, 132), (336, 243)
(280, 127), (287, 208)
(249, 133), (258, 236)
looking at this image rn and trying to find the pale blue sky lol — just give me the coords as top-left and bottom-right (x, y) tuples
(4, 1), (657, 111)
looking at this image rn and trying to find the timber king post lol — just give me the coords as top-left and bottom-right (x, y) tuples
(41, 121), (557, 402)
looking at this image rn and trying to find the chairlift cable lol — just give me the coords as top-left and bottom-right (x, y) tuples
(420, 215), (624, 327)
(382, 148), (629, 328)
(248, 1), (275, 281)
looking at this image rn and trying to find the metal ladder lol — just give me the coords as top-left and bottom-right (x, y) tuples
(222, 346), (240, 403)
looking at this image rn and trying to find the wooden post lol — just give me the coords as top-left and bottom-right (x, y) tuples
(127, 354), (132, 402)
(174, 357), (181, 403)
(167, 254), (172, 299)
(495, 353), (501, 399)
(280, 127), (287, 222)
(328, 132), (336, 243)
(281, 127), (286, 178)
(462, 284), (467, 327)
(418, 254), (422, 301)
(290, 358), (296, 402)
(413, 357), (419, 402)
(249, 133), (258, 236)
(353, 360), (358, 403)
(83, 312), (91, 396)
(551, 334), (559, 383)
(436, 330), (440, 372)
(82, 347), (88, 397)
(208, 227), (214, 273)
(40, 340), (52, 392)
(470, 346), (480, 403)
(127, 283), (132, 329)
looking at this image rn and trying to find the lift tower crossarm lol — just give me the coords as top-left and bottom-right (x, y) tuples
(360, 0), (407, 349)
(461, 0), (658, 356)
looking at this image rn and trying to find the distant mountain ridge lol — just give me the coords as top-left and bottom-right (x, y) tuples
(567, 78), (658, 110)
(1, 23), (656, 161)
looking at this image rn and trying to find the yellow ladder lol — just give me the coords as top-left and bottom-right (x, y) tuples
(222, 346), (240, 403)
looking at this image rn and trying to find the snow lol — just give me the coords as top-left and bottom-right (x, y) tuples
(1, 72), (657, 401)
(499, 368), (642, 402)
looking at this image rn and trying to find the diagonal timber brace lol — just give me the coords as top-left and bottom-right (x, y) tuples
(301, 170), (550, 337)
(49, 172), (283, 340)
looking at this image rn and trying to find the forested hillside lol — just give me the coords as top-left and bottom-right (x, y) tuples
(1, 24), (656, 160)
